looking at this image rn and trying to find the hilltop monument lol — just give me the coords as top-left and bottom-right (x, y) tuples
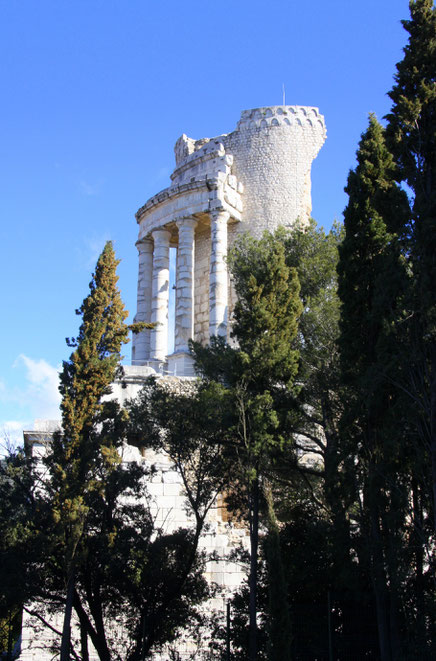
(19, 105), (326, 660)
(131, 105), (326, 375)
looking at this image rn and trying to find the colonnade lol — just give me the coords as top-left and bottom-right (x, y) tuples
(133, 210), (230, 369)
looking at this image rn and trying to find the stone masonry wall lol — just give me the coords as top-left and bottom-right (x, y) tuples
(224, 106), (326, 239)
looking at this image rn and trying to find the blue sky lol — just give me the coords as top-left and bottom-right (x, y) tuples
(0, 0), (411, 445)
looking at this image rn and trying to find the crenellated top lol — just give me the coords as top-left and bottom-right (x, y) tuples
(237, 105), (326, 137)
(132, 102), (327, 370)
(135, 104), (326, 237)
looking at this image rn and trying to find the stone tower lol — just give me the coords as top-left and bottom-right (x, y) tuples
(131, 105), (326, 376)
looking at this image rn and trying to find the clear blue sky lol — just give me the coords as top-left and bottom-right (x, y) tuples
(0, 0), (411, 444)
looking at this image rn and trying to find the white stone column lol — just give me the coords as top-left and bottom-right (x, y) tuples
(209, 210), (230, 338)
(150, 228), (171, 363)
(131, 238), (153, 365)
(174, 217), (197, 353)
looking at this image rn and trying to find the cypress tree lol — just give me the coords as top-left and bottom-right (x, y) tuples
(386, 0), (436, 532)
(47, 241), (134, 661)
(338, 115), (410, 661)
(339, 115), (409, 378)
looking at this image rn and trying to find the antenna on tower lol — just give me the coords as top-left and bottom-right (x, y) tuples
(282, 83), (286, 106)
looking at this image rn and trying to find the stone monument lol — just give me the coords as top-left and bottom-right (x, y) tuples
(19, 105), (326, 661)
(131, 105), (326, 376)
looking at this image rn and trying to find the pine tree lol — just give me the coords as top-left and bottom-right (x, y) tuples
(337, 115), (410, 661)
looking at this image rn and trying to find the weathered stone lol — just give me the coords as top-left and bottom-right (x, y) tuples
(22, 106), (327, 661)
(131, 238), (153, 365)
(150, 228), (171, 362)
(133, 106), (326, 374)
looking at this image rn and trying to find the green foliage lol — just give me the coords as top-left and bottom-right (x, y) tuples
(273, 221), (382, 659)
(3, 7), (435, 659)
(193, 232), (302, 472)
(229, 232), (302, 391)
(384, 5), (436, 653)
(337, 114), (414, 660)
(387, 0), (436, 342)
(338, 115), (409, 388)
(190, 231), (303, 661)
(335, 22), (436, 648)
(0, 244), (210, 661)
(387, 1), (436, 545)
(47, 242), (132, 580)
(69, 439), (210, 660)
(0, 607), (21, 660)
(46, 243), (211, 660)
(127, 375), (235, 525)
(386, 0), (436, 208)
(60, 241), (129, 440)
(283, 219), (343, 458)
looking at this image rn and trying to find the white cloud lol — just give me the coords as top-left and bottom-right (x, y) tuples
(0, 355), (62, 425)
(15, 355), (62, 419)
(0, 356), (61, 453)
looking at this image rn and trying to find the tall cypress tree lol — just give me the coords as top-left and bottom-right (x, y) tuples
(47, 242), (133, 661)
(386, 0), (436, 532)
(338, 115), (410, 661)
(339, 115), (409, 377)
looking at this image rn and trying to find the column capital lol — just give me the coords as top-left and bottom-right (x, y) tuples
(135, 237), (153, 254)
(151, 228), (171, 244)
(175, 216), (198, 231)
(210, 209), (230, 223)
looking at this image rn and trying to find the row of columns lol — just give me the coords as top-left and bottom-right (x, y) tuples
(133, 210), (230, 367)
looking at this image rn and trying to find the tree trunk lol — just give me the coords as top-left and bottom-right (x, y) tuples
(431, 344), (436, 533)
(412, 480), (426, 651)
(249, 476), (259, 661)
(73, 589), (112, 661)
(385, 521), (402, 660)
(60, 570), (75, 661)
(80, 622), (89, 661)
(369, 499), (392, 661)
(264, 482), (292, 661)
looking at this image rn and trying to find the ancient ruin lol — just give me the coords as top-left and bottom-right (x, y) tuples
(19, 106), (326, 660)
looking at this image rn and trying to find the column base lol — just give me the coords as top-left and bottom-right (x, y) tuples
(167, 352), (196, 377)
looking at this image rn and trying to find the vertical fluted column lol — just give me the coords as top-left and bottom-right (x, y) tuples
(150, 229), (171, 362)
(209, 210), (230, 338)
(132, 238), (153, 364)
(174, 217), (197, 354)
